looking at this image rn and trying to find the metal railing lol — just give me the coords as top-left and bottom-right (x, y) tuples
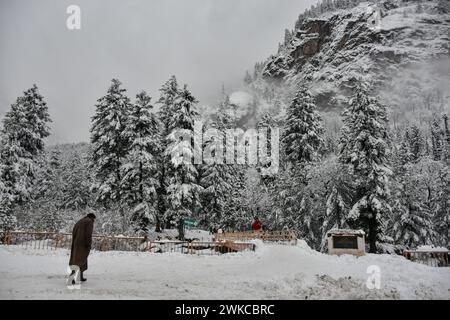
(403, 250), (449, 267)
(213, 230), (298, 245)
(0, 231), (256, 255)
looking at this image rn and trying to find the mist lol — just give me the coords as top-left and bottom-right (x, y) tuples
(0, 0), (317, 144)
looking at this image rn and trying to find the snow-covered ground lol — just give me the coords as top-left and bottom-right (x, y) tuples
(0, 241), (449, 300)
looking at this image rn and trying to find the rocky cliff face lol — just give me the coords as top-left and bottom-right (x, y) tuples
(260, 0), (450, 116)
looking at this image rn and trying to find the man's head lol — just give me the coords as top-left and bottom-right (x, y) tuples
(87, 213), (96, 220)
(254, 216), (259, 221)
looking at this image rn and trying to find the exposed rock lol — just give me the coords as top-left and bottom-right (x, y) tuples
(261, 0), (450, 113)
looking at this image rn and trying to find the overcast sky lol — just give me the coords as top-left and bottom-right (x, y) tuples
(0, 0), (316, 144)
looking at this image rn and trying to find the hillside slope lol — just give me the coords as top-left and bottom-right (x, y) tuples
(249, 0), (450, 125)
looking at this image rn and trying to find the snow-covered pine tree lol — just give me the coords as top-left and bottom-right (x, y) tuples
(389, 124), (446, 249)
(434, 163), (450, 247)
(395, 130), (413, 171)
(33, 149), (62, 201)
(0, 85), (51, 230)
(0, 137), (33, 210)
(200, 113), (234, 228)
(278, 86), (324, 245)
(165, 84), (203, 240)
(319, 158), (352, 243)
(244, 71), (252, 85)
(391, 159), (437, 249)
(90, 79), (131, 209)
(282, 87), (324, 167)
(4, 85), (52, 157)
(430, 116), (443, 161)
(271, 167), (304, 230)
(60, 147), (93, 211)
(156, 76), (180, 229)
(338, 82), (391, 253)
(211, 106), (248, 231)
(443, 114), (450, 165)
(256, 112), (280, 185)
(158, 76), (179, 135)
(408, 125), (423, 163)
(121, 91), (160, 234)
(0, 148), (16, 231)
(23, 148), (65, 231)
(283, 29), (293, 47)
(223, 166), (247, 230)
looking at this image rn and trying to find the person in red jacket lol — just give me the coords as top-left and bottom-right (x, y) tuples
(252, 216), (262, 232)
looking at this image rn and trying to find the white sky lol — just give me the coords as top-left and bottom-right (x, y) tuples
(0, 0), (317, 144)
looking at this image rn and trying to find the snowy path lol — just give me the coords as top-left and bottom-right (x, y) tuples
(0, 242), (449, 299)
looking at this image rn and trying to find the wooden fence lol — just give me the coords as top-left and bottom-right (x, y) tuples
(0, 231), (255, 255)
(403, 250), (449, 267)
(213, 230), (298, 245)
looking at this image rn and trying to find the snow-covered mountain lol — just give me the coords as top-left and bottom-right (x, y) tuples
(246, 0), (450, 128)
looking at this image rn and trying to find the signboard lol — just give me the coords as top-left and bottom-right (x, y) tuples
(184, 218), (197, 229)
(332, 236), (358, 249)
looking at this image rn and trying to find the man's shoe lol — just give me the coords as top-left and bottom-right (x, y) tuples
(80, 277), (87, 282)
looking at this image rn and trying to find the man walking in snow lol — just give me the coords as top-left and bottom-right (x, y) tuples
(68, 213), (95, 283)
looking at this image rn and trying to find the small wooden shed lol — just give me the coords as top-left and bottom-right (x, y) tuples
(327, 229), (365, 256)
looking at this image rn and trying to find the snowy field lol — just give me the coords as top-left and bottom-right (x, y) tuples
(0, 241), (449, 300)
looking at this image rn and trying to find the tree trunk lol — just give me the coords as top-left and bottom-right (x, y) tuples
(157, 161), (167, 231)
(155, 215), (162, 233)
(368, 213), (378, 253)
(177, 218), (185, 241)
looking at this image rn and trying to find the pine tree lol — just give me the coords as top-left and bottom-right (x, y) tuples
(338, 82), (391, 253)
(408, 125), (423, 162)
(156, 76), (180, 230)
(60, 147), (93, 211)
(90, 79), (131, 208)
(319, 158), (352, 238)
(0, 85), (51, 230)
(396, 130), (413, 170)
(430, 116), (443, 161)
(282, 87), (324, 167)
(392, 161), (437, 249)
(434, 164), (450, 247)
(443, 114), (450, 165)
(244, 71), (252, 85)
(121, 91), (160, 234)
(256, 112), (279, 184)
(158, 76), (180, 135)
(200, 115), (234, 227)
(277, 87), (324, 245)
(209, 107), (249, 231)
(165, 85), (203, 240)
(2, 85), (51, 157)
(34, 149), (62, 201)
(271, 168), (304, 230)
(283, 29), (293, 47)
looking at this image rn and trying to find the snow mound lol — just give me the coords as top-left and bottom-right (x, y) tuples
(296, 239), (318, 254)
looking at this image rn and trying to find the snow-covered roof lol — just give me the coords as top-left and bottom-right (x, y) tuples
(327, 229), (365, 236)
(416, 246), (449, 253)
